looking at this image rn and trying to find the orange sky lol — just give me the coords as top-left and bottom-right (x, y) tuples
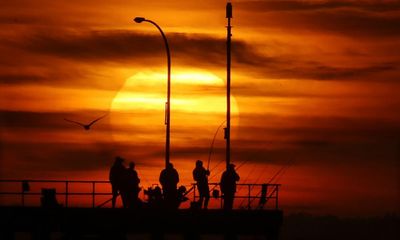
(0, 0), (399, 216)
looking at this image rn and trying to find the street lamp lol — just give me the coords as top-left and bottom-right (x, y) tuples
(134, 17), (171, 168)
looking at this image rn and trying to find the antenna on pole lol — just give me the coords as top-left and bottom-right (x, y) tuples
(225, 1), (232, 170)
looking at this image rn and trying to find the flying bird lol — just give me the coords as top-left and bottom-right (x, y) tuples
(64, 114), (108, 131)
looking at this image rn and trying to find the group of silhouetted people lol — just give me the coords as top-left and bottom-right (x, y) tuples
(109, 156), (141, 208)
(109, 156), (240, 210)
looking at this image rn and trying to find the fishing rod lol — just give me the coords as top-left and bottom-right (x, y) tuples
(268, 158), (294, 184)
(235, 161), (259, 200)
(247, 158), (295, 207)
(207, 120), (226, 170)
(208, 157), (247, 182)
(206, 157), (253, 195)
(238, 163), (269, 208)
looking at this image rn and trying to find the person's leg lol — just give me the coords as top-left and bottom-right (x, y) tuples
(228, 193), (234, 210)
(121, 190), (128, 208)
(111, 185), (118, 208)
(204, 193), (210, 209)
(204, 186), (210, 209)
(198, 192), (204, 208)
(224, 193), (234, 210)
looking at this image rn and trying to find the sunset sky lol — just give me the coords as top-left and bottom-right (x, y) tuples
(0, 0), (399, 216)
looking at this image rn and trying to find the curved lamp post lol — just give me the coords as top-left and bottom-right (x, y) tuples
(133, 17), (171, 168)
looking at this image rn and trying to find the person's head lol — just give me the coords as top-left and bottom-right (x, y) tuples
(196, 160), (203, 167)
(167, 163), (173, 169)
(115, 156), (124, 165)
(129, 161), (135, 169)
(228, 163), (236, 171)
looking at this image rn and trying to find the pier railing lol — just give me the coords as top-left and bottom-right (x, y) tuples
(191, 183), (280, 210)
(0, 179), (280, 210)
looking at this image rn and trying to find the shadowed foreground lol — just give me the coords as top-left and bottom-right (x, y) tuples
(0, 207), (283, 240)
(281, 213), (399, 240)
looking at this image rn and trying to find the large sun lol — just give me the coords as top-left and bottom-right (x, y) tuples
(109, 69), (239, 162)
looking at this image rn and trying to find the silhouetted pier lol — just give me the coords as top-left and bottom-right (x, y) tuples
(0, 179), (283, 239)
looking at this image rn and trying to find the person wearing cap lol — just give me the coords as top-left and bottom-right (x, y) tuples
(193, 160), (210, 209)
(109, 156), (126, 208)
(159, 162), (180, 209)
(220, 163), (240, 210)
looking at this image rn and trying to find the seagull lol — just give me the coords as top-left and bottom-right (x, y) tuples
(64, 114), (108, 131)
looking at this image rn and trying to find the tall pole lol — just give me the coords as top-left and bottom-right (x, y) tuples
(226, 2), (232, 170)
(134, 18), (171, 168)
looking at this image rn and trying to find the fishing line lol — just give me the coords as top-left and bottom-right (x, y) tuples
(247, 158), (296, 206)
(238, 163), (269, 208)
(207, 120), (226, 170)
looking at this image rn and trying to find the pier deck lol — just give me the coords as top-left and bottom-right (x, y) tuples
(0, 207), (283, 239)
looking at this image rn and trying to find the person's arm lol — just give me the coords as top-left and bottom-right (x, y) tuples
(159, 171), (164, 185)
(193, 170), (197, 181)
(220, 173), (225, 192)
(135, 172), (140, 183)
(109, 168), (113, 182)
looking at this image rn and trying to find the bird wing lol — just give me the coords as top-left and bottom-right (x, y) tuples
(64, 118), (86, 127)
(88, 113), (108, 126)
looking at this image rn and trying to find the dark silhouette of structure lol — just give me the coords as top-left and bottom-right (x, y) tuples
(0, 180), (282, 239)
(225, 1), (232, 170)
(125, 161), (141, 208)
(64, 113), (107, 130)
(220, 163), (240, 210)
(193, 160), (210, 209)
(133, 17), (171, 169)
(40, 189), (61, 208)
(159, 163), (179, 209)
(0, 3), (286, 240)
(109, 156), (126, 208)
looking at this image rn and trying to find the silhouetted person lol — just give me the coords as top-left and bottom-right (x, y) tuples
(159, 162), (179, 209)
(109, 156), (126, 208)
(193, 160), (210, 209)
(125, 161), (141, 208)
(220, 163), (240, 210)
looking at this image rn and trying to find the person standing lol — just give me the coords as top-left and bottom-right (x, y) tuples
(193, 160), (210, 209)
(220, 163), (240, 210)
(126, 161), (141, 208)
(159, 163), (179, 209)
(109, 156), (126, 208)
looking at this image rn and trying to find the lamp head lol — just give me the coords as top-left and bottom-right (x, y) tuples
(134, 17), (146, 23)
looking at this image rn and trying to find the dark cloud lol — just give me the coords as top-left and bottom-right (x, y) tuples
(12, 30), (262, 68)
(234, 114), (400, 166)
(237, 0), (400, 12)
(0, 73), (45, 84)
(235, 1), (400, 39)
(297, 9), (400, 37)
(247, 60), (399, 81)
(0, 110), (110, 130)
(1, 141), (114, 171)
(3, 30), (396, 83)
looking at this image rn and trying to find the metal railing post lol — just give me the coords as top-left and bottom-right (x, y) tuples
(65, 181), (68, 208)
(193, 184), (196, 202)
(247, 184), (251, 210)
(21, 181), (25, 207)
(0, 180), (280, 210)
(275, 185), (279, 209)
(92, 181), (95, 208)
(220, 184), (223, 209)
